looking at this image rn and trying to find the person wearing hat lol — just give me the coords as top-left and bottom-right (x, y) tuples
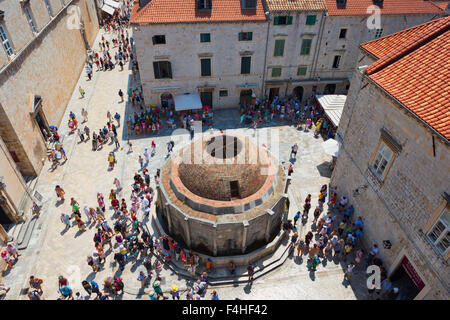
(152, 279), (166, 299)
(148, 291), (158, 300)
(6, 241), (20, 260)
(170, 284), (180, 300)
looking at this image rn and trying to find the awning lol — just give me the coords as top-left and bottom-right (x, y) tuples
(101, 4), (115, 15)
(316, 94), (347, 127)
(104, 0), (120, 8)
(174, 93), (203, 111)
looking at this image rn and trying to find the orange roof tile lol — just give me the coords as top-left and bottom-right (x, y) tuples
(431, 1), (450, 11)
(361, 18), (446, 59)
(266, 0), (327, 11)
(324, 0), (443, 16)
(131, 0), (267, 24)
(364, 16), (450, 140)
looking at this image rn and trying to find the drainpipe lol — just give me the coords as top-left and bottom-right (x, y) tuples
(311, 11), (326, 79)
(261, 12), (271, 101)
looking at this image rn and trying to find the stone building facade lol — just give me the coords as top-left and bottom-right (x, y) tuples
(263, 0), (446, 104)
(0, 0), (98, 225)
(331, 17), (450, 299)
(131, 0), (268, 109)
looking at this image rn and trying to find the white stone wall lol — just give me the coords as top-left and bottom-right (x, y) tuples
(331, 50), (450, 299)
(134, 21), (268, 109)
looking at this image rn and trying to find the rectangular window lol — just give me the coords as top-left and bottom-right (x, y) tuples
(274, 16), (293, 26)
(153, 61), (172, 79)
(305, 15), (316, 25)
(152, 35), (166, 45)
(241, 56), (251, 74)
(200, 33), (211, 43)
(0, 25), (13, 56)
(271, 68), (282, 77)
(200, 58), (211, 77)
(372, 140), (394, 178)
(300, 39), (312, 55)
(25, 7), (38, 33)
(427, 208), (450, 255)
(44, 0), (53, 16)
(332, 55), (341, 69)
(339, 28), (347, 39)
(219, 90), (228, 97)
(375, 28), (383, 38)
(297, 66), (307, 76)
(242, 0), (257, 9)
(197, 0), (212, 10)
(274, 39), (285, 57)
(238, 32), (253, 41)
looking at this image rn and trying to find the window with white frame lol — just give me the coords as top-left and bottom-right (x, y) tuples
(44, 0), (53, 16)
(0, 25), (14, 56)
(427, 208), (450, 255)
(24, 7), (38, 33)
(372, 140), (394, 177)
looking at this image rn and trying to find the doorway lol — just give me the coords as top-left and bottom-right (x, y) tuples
(293, 86), (304, 102)
(324, 84), (336, 94)
(33, 96), (50, 141)
(390, 256), (424, 300)
(230, 181), (240, 199)
(160, 93), (174, 110)
(0, 201), (13, 226)
(269, 87), (280, 101)
(200, 91), (213, 107)
(240, 89), (252, 106)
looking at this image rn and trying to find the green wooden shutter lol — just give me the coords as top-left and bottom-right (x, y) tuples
(201, 59), (211, 76)
(297, 66), (307, 76)
(300, 39), (312, 55)
(153, 62), (160, 79)
(287, 16), (293, 25)
(274, 39), (285, 57)
(167, 62), (172, 78)
(306, 15), (316, 25)
(272, 68), (282, 77)
(241, 56), (251, 74)
(274, 16), (279, 25)
(200, 33), (210, 42)
(248, 32), (253, 41)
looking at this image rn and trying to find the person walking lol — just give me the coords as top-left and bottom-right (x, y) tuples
(60, 213), (71, 230)
(118, 89), (124, 102)
(345, 262), (355, 281)
(81, 108), (88, 123)
(137, 271), (147, 288)
(247, 263), (255, 283)
(108, 152), (116, 170)
(290, 143), (298, 158)
(170, 285), (180, 300)
(77, 128), (85, 142)
(55, 185), (65, 201)
(29, 276), (44, 294)
(138, 155), (144, 169)
(79, 86), (85, 98)
(143, 148), (149, 166)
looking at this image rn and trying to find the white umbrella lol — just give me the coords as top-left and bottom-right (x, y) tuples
(322, 139), (340, 157)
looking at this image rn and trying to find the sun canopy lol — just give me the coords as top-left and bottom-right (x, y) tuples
(104, 0), (120, 8)
(174, 93), (203, 111)
(316, 94), (347, 127)
(101, 3), (115, 15)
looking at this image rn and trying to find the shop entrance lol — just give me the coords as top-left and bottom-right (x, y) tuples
(33, 96), (50, 141)
(160, 93), (174, 110)
(239, 89), (252, 106)
(200, 91), (213, 107)
(269, 87), (279, 101)
(390, 256), (424, 300)
(293, 86), (304, 102)
(324, 84), (336, 94)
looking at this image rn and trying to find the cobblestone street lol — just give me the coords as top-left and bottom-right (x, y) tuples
(1, 27), (369, 301)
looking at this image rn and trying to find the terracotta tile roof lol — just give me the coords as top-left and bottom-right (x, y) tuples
(324, 0), (443, 16)
(431, 1), (450, 11)
(364, 16), (450, 140)
(131, 0), (267, 24)
(361, 18), (444, 59)
(266, 0), (327, 11)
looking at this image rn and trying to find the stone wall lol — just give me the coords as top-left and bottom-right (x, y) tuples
(330, 51), (450, 299)
(0, 0), (99, 177)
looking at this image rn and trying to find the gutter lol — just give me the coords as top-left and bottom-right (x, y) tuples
(311, 10), (326, 78)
